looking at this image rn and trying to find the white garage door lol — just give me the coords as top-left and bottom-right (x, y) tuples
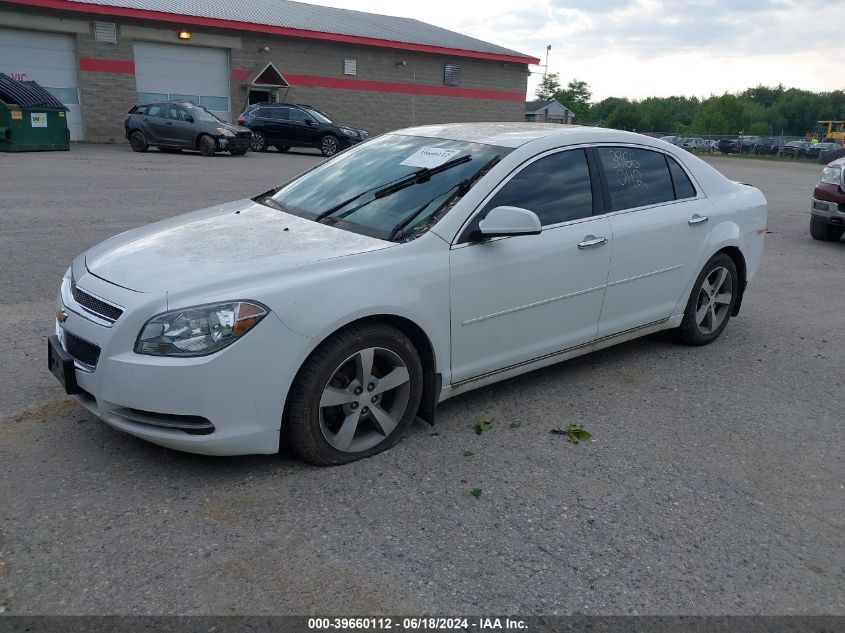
(133, 42), (231, 122)
(0, 27), (84, 140)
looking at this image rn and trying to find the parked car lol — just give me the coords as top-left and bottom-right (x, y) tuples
(48, 124), (766, 464)
(751, 138), (779, 154)
(780, 140), (810, 158)
(659, 135), (682, 146)
(681, 137), (710, 152)
(718, 136), (760, 154)
(237, 102), (368, 157)
(810, 156), (845, 241)
(807, 141), (842, 161)
(125, 101), (252, 156)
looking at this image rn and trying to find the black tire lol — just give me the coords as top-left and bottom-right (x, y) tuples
(677, 253), (739, 346)
(198, 135), (216, 157)
(284, 322), (423, 466)
(810, 216), (845, 241)
(319, 135), (339, 157)
(250, 131), (268, 152)
(274, 145), (291, 153)
(128, 131), (148, 153)
(229, 148), (247, 156)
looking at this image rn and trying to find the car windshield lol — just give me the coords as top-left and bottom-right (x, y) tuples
(185, 105), (223, 123)
(303, 107), (332, 124)
(257, 134), (508, 241)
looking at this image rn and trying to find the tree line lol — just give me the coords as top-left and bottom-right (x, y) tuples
(535, 73), (845, 137)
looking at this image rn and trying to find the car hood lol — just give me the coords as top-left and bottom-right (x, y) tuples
(84, 199), (392, 293)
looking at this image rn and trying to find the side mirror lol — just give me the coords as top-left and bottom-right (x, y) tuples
(476, 206), (542, 239)
(185, 116), (194, 123)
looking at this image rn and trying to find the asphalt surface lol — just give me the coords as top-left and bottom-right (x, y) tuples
(0, 145), (842, 616)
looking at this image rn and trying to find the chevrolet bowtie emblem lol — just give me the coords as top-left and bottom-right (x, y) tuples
(56, 308), (68, 323)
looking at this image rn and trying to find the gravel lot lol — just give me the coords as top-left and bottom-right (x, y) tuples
(0, 145), (842, 616)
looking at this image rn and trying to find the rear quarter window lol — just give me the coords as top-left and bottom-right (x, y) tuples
(667, 156), (697, 199)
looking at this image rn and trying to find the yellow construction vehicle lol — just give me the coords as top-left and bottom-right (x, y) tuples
(814, 120), (845, 143)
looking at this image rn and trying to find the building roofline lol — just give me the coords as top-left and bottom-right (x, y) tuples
(3, 0), (541, 64)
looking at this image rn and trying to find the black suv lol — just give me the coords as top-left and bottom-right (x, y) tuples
(125, 101), (253, 157)
(237, 103), (368, 157)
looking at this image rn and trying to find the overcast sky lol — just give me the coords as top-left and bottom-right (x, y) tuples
(304, 0), (841, 102)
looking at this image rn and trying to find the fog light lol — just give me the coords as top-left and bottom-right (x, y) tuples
(813, 201), (830, 212)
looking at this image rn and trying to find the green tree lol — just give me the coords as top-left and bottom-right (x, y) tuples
(535, 73), (562, 101)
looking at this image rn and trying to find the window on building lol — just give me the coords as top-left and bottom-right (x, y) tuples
(483, 149), (593, 226)
(343, 59), (357, 76)
(444, 63), (461, 86)
(597, 147), (676, 211)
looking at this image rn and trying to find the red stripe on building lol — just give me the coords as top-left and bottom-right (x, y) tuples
(79, 58), (135, 74)
(6, 0), (540, 65)
(232, 70), (525, 102)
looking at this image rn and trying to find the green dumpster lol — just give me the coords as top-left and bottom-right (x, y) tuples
(0, 73), (70, 152)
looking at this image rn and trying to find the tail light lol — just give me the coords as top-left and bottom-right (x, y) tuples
(237, 115), (246, 125)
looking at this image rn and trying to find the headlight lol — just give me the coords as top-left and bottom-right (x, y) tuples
(339, 127), (358, 137)
(820, 165), (842, 186)
(135, 301), (268, 357)
(216, 127), (235, 138)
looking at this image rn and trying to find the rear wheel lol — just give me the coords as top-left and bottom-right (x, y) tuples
(319, 135), (339, 157)
(285, 323), (423, 466)
(810, 216), (845, 241)
(677, 253), (738, 346)
(198, 135), (216, 157)
(128, 131), (148, 152)
(250, 131), (268, 152)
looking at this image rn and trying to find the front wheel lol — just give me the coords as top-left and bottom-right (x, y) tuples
(319, 135), (339, 157)
(198, 135), (217, 157)
(128, 131), (148, 152)
(810, 216), (845, 241)
(284, 323), (423, 466)
(677, 253), (739, 346)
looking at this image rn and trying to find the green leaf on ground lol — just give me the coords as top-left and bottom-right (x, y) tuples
(551, 424), (592, 444)
(470, 488), (482, 499)
(463, 450), (475, 457)
(473, 418), (493, 435)
(509, 421), (522, 428)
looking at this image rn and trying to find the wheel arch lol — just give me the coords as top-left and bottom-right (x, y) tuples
(289, 313), (441, 426)
(715, 245), (747, 316)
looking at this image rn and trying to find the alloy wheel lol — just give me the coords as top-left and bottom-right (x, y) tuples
(321, 136), (338, 156)
(695, 266), (733, 334)
(250, 132), (266, 152)
(318, 347), (411, 453)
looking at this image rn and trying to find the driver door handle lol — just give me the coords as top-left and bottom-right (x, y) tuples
(688, 214), (709, 225)
(578, 235), (608, 249)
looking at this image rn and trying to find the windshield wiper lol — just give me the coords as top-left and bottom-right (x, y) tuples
(387, 154), (501, 242)
(312, 154), (473, 223)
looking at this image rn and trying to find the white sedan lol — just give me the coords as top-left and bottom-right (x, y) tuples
(49, 124), (767, 465)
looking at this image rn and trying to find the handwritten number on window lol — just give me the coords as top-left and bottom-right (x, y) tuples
(609, 150), (647, 189)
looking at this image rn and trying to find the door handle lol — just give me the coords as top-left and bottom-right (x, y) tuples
(688, 214), (709, 225)
(577, 235), (608, 249)
(165, 121), (172, 126)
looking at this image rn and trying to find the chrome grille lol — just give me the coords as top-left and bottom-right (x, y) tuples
(65, 332), (101, 370)
(71, 282), (123, 323)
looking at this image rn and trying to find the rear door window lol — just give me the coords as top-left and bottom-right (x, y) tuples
(146, 104), (164, 118)
(597, 147), (676, 210)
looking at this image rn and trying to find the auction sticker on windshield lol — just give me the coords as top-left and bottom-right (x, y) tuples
(400, 147), (461, 169)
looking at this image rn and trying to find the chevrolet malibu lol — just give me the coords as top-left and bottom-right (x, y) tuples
(48, 124), (767, 465)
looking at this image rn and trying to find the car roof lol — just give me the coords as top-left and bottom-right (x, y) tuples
(392, 122), (666, 149)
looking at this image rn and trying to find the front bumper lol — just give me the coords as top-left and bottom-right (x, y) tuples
(217, 132), (252, 151)
(811, 183), (845, 224)
(51, 264), (315, 455)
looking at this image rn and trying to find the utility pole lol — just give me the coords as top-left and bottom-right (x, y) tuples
(544, 45), (551, 77)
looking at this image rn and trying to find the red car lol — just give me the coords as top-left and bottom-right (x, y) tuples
(811, 156), (845, 241)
